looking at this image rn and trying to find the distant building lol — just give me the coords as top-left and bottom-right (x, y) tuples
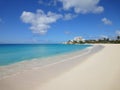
(64, 35), (120, 44)
(64, 36), (85, 44)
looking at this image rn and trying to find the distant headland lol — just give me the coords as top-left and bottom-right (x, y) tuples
(63, 36), (120, 44)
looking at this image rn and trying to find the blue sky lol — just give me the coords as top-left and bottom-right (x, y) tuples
(0, 0), (120, 44)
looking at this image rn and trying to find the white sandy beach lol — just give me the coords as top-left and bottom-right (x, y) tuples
(0, 44), (120, 90)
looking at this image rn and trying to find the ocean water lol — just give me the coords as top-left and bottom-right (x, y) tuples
(0, 44), (91, 66)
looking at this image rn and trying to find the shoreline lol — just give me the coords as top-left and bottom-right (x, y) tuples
(0, 44), (92, 66)
(1, 44), (119, 90)
(0, 44), (91, 66)
(0, 45), (104, 90)
(0, 45), (103, 80)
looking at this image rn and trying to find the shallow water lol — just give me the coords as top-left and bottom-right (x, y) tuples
(0, 44), (91, 66)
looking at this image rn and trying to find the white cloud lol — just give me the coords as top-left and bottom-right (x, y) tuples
(63, 13), (77, 20)
(21, 9), (62, 34)
(58, 0), (104, 14)
(116, 30), (120, 36)
(101, 17), (112, 25)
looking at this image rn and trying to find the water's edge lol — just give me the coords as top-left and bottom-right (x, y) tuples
(0, 45), (104, 80)
(0, 44), (91, 66)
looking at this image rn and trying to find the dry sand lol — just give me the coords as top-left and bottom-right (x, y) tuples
(0, 44), (120, 90)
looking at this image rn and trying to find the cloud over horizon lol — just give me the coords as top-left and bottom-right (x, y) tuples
(101, 17), (112, 25)
(116, 30), (120, 36)
(21, 9), (62, 34)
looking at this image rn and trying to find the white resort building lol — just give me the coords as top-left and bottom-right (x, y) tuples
(63, 36), (85, 44)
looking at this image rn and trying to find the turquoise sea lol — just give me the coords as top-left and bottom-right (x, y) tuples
(0, 44), (91, 66)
